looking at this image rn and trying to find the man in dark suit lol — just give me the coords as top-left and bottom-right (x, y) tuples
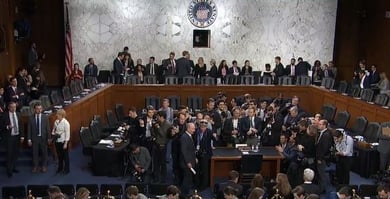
(194, 120), (217, 190)
(217, 170), (243, 199)
(4, 77), (25, 109)
(272, 56), (285, 84)
(145, 56), (159, 77)
(175, 51), (192, 84)
(27, 103), (50, 173)
(295, 57), (311, 76)
(1, 102), (24, 177)
(315, 119), (333, 193)
(299, 168), (321, 195)
(180, 122), (197, 196)
(0, 87), (5, 113)
(84, 58), (98, 85)
(369, 64), (380, 85)
(162, 51), (176, 77)
(240, 107), (262, 146)
(359, 70), (370, 89)
(223, 107), (242, 146)
(112, 52), (125, 84)
(285, 58), (297, 83)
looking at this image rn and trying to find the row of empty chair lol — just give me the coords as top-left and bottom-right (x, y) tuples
(2, 183), (171, 198)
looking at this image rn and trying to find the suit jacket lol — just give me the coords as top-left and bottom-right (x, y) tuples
(295, 62), (310, 76)
(240, 116), (262, 138)
(153, 120), (171, 146)
(175, 57), (191, 77)
(228, 66), (241, 75)
(218, 181), (243, 198)
(84, 64), (98, 77)
(145, 63), (159, 76)
(194, 128), (215, 158)
(240, 66), (252, 75)
(300, 183), (321, 195)
(180, 132), (196, 168)
(0, 95), (5, 112)
(208, 65), (218, 78)
(162, 58), (176, 76)
(194, 64), (207, 78)
(315, 129), (333, 161)
(370, 70), (380, 85)
(223, 118), (242, 141)
(16, 75), (29, 94)
(4, 86), (24, 104)
(360, 75), (370, 89)
(285, 65), (296, 76)
(27, 113), (50, 142)
(1, 111), (24, 138)
(273, 63), (285, 77)
(113, 58), (123, 75)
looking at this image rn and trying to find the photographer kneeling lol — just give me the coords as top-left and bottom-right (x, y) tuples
(129, 143), (151, 183)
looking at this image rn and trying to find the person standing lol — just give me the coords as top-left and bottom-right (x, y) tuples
(113, 52), (125, 84)
(27, 103), (50, 173)
(1, 102), (24, 177)
(315, 119), (333, 193)
(52, 109), (70, 174)
(176, 51), (192, 84)
(83, 58), (98, 85)
(333, 129), (353, 185)
(152, 111), (171, 183)
(180, 122), (197, 196)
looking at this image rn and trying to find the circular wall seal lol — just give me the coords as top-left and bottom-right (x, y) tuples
(187, 0), (217, 28)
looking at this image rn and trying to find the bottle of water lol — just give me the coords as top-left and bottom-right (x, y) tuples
(256, 135), (261, 151)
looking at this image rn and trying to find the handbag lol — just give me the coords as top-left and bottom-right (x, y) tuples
(51, 134), (60, 144)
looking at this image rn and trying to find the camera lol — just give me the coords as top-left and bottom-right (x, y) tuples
(132, 171), (143, 182)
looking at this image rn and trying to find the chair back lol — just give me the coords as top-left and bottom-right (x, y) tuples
(321, 104), (337, 122)
(361, 89), (374, 102)
(296, 75), (311, 86)
(62, 86), (72, 100)
(165, 76), (178, 85)
(144, 75), (157, 84)
(106, 110), (118, 127)
(79, 127), (93, 155)
(262, 76), (272, 85)
(126, 75), (140, 85)
(183, 76), (196, 85)
(50, 90), (63, 105)
(363, 122), (381, 143)
(374, 94), (389, 106)
(337, 80), (348, 93)
(201, 76), (215, 85)
(187, 96), (203, 111)
(350, 116), (368, 136)
(241, 75), (254, 85)
(145, 96), (160, 109)
(115, 103), (125, 121)
(227, 75), (240, 85)
(280, 76), (292, 85)
(351, 86), (361, 98)
(167, 95), (181, 110)
(334, 111), (350, 128)
(321, 77), (335, 89)
(39, 95), (52, 110)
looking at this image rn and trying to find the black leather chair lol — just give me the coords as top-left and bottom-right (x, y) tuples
(337, 80), (348, 94)
(279, 76), (293, 85)
(79, 127), (94, 156)
(106, 110), (119, 128)
(165, 75), (178, 85)
(363, 122), (381, 143)
(201, 76), (216, 85)
(350, 86), (362, 98)
(183, 76), (196, 85)
(100, 184), (123, 198)
(115, 103), (126, 122)
(262, 76), (272, 85)
(54, 184), (75, 198)
(321, 104), (337, 122)
(76, 184), (99, 198)
(359, 184), (378, 198)
(240, 154), (263, 183)
(227, 75), (240, 85)
(348, 116), (368, 136)
(187, 96), (203, 111)
(89, 120), (103, 143)
(333, 111), (350, 128)
(296, 75), (311, 86)
(126, 75), (140, 85)
(39, 95), (52, 110)
(2, 186), (26, 199)
(98, 70), (111, 83)
(321, 77), (335, 89)
(27, 185), (50, 198)
(144, 75), (157, 84)
(374, 94), (389, 106)
(50, 90), (63, 105)
(20, 106), (32, 116)
(149, 183), (169, 197)
(360, 89), (374, 102)
(167, 95), (181, 110)
(145, 96), (160, 109)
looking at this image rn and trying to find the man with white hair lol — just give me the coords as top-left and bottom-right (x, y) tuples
(299, 168), (321, 195)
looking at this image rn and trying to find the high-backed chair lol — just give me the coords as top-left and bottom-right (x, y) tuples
(321, 77), (335, 89)
(240, 154), (263, 183)
(50, 90), (63, 105)
(227, 75), (239, 85)
(241, 75), (255, 85)
(350, 86), (361, 98)
(333, 111), (350, 128)
(29, 100), (42, 112)
(2, 186), (26, 198)
(165, 76), (178, 85)
(296, 75), (311, 86)
(20, 106), (32, 116)
(89, 121), (102, 143)
(167, 95), (180, 110)
(144, 75), (157, 84)
(126, 75), (140, 85)
(100, 184), (123, 198)
(374, 94), (389, 106)
(39, 95), (52, 110)
(79, 127), (94, 156)
(201, 76), (216, 85)
(262, 76), (272, 85)
(321, 104), (337, 122)
(106, 110), (119, 128)
(27, 185), (50, 198)
(279, 76), (292, 85)
(98, 70), (111, 83)
(145, 96), (160, 109)
(76, 184), (99, 198)
(62, 86), (72, 101)
(363, 122), (381, 143)
(115, 103), (126, 122)
(337, 80), (348, 94)
(378, 122), (390, 170)
(348, 116), (368, 136)
(187, 96), (203, 111)
(361, 89), (374, 102)
(183, 76), (195, 85)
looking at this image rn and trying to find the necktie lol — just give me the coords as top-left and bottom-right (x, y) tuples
(12, 113), (18, 134)
(291, 65), (295, 76)
(36, 114), (41, 136)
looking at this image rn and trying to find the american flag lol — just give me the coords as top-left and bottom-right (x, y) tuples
(64, 3), (73, 79)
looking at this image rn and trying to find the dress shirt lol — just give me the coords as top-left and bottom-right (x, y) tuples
(10, 112), (19, 135)
(53, 119), (70, 143)
(36, 113), (41, 136)
(335, 135), (353, 157)
(317, 129), (327, 144)
(232, 119), (238, 129)
(360, 75), (366, 89)
(291, 65), (295, 76)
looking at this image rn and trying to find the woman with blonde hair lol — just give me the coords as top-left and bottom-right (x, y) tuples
(52, 109), (70, 174)
(75, 187), (90, 199)
(378, 72), (390, 94)
(272, 173), (293, 199)
(247, 187), (265, 199)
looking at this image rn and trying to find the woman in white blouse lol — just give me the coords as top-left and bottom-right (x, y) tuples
(332, 129), (353, 185)
(52, 109), (70, 174)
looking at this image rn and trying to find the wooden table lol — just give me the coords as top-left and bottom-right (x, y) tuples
(210, 147), (282, 187)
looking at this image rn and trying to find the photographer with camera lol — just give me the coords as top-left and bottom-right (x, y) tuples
(332, 129), (353, 185)
(125, 107), (144, 144)
(151, 111), (172, 183)
(129, 143), (151, 183)
(261, 105), (283, 146)
(139, 105), (156, 148)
